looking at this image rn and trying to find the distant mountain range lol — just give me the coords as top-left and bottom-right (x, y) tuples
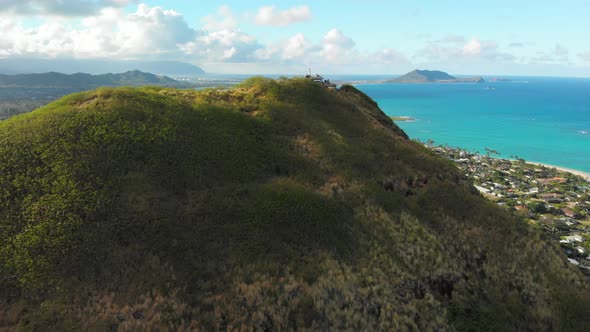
(0, 59), (205, 76)
(0, 70), (190, 88)
(388, 70), (485, 83)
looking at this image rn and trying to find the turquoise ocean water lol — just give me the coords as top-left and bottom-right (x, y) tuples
(357, 77), (590, 173)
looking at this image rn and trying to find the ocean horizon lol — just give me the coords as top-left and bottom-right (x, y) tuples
(356, 77), (590, 174)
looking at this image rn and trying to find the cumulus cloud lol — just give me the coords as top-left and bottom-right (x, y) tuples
(463, 39), (482, 55)
(252, 28), (355, 65)
(251, 28), (363, 67)
(0, 4), (263, 63)
(462, 39), (507, 59)
(179, 29), (261, 63)
(0, 0), (135, 16)
(321, 29), (355, 61)
(254, 32), (318, 63)
(463, 39), (515, 61)
(415, 36), (514, 64)
(253, 28), (409, 72)
(0, 4), (196, 58)
(282, 33), (312, 60)
(202, 5), (237, 31)
(254, 5), (311, 27)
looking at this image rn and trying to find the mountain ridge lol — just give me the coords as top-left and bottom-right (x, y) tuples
(0, 59), (205, 75)
(0, 70), (189, 88)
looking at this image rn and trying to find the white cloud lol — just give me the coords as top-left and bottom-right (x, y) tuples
(0, 5), (198, 58)
(463, 39), (482, 55)
(117, 5), (196, 55)
(282, 33), (311, 60)
(321, 29), (355, 61)
(109, 0), (135, 6)
(251, 28), (370, 70)
(202, 5), (237, 31)
(179, 29), (261, 63)
(579, 52), (590, 62)
(223, 47), (237, 60)
(415, 36), (514, 66)
(251, 29), (410, 74)
(253, 28), (357, 64)
(254, 5), (311, 27)
(461, 39), (507, 60)
(253, 32), (319, 63)
(0, 0), (135, 16)
(0, 4), (263, 63)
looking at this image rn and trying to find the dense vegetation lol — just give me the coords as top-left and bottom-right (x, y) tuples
(0, 78), (589, 330)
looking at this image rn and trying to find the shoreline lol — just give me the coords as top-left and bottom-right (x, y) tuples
(486, 155), (590, 180)
(390, 115), (416, 122)
(428, 144), (590, 181)
(525, 161), (590, 181)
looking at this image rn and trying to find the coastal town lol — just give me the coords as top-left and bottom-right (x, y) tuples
(424, 142), (590, 276)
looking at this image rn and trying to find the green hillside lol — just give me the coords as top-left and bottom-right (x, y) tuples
(0, 78), (588, 330)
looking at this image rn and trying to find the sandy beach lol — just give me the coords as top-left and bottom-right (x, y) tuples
(488, 156), (590, 181)
(526, 161), (590, 181)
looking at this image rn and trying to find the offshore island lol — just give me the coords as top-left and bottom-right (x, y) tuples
(388, 69), (485, 84)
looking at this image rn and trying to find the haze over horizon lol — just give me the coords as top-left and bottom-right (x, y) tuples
(1, 0), (590, 77)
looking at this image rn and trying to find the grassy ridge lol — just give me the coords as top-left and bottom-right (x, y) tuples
(0, 78), (589, 330)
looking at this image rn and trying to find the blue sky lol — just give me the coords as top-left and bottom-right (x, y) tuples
(1, 0), (590, 76)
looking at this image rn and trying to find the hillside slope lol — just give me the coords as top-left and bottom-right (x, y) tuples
(0, 78), (588, 330)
